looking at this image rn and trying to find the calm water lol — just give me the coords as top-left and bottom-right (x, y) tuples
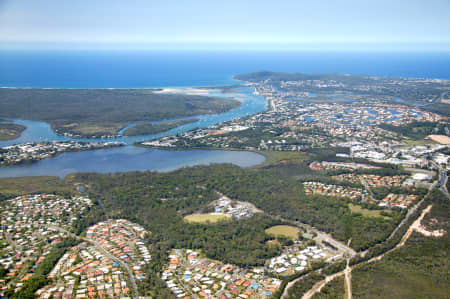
(0, 146), (265, 178)
(1, 50), (449, 177)
(0, 86), (267, 177)
(1, 50), (450, 88)
(0, 86), (266, 147)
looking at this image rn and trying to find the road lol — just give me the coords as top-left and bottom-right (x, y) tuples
(300, 204), (433, 299)
(430, 161), (449, 199)
(279, 173), (440, 298)
(271, 215), (356, 257)
(4, 231), (19, 251)
(358, 176), (376, 201)
(439, 169), (449, 198)
(49, 225), (140, 299)
(344, 259), (353, 299)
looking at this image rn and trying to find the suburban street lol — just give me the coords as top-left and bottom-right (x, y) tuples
(49, 225), (141, 299)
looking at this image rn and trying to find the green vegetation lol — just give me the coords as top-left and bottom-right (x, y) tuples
(257, 150), (308, 167)
(0, 155), (437, 296)
(312, 276), (346, 299)
(183, 213), (232, 223)
(349, 203), (391, 219)
(370, 185), (427, 201)
(423, 102), (450, 117)
(0, 88), (240, 137)
(6, 238), (79, 299)
(69, 162), (404, 254)
(0, 176), (73, 196)
(265, 225), (300, 239)
(123, 118), (198, 136)
(351, 193), (449, 298)
(379, 121), (447, 140)
(0, 122), (26, 140)
(285, 272), (326, 299)
(350, 189), (443, 265)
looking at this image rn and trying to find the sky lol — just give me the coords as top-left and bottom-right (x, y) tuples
(0, 0), (449, 51)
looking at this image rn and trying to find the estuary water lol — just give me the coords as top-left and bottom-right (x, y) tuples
(0, 86), (267, 177)
(0, 146), (265, 178)
(1, 50), (449, 177)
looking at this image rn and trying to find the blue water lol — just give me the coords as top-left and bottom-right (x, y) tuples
(0, 146), (265, 178)
(387, 109), (401, 115)
(0, 86), (266, 147)
(1, 50), (449, 177)
(1, 50), (450, 88)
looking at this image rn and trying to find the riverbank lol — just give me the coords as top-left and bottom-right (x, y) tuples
(0, 122), (26, 141)
(0, 88), (241, 138)
(0, 141), (125, 167)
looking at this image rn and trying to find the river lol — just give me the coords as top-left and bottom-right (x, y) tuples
(0, 86), (267, 177)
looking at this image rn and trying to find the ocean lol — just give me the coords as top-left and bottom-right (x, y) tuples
(0, 49), (449, 177)
(1, 50), (450, 88)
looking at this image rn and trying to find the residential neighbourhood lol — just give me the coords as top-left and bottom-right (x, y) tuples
(36, 218), (154, 299)
(162, 249), (282, 299)
(36, 241), (132, 299)
(210, 196), (261, 219)
(0, 75), (448, 298)
(0, 194), (93, 295)
(140, 80), (449, 176)
(267, 245), (339, 275)
(303, 182), (367, 200)
(0, 141), (125, 166)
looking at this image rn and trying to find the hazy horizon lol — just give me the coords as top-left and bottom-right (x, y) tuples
(1, 0), (449, 52)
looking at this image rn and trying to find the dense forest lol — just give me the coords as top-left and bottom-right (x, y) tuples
(280, 189), (447, 299)
(379, 121), (447, 140)
(72, 162), (405, 258)
(0, 89), (239, 137)
(350, 190), (449, 298)
(0, 151), (441, 298)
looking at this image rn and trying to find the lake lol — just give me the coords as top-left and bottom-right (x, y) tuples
(0, 146), (265, 178)
(0, 86), (267, 177)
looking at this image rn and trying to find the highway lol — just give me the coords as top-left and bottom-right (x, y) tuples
(431, 161), (449, 199)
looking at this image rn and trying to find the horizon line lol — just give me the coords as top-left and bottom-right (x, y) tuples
(1, 41), (450, 52)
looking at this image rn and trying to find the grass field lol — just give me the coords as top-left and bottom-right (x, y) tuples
(257, 151), (308, 167)
(0, 176), (72, 195)
(265, 225), (300, 239)
(184, 213), (232, 223)
(63, 122), (127, 136)
(349, 204), (391, 219)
